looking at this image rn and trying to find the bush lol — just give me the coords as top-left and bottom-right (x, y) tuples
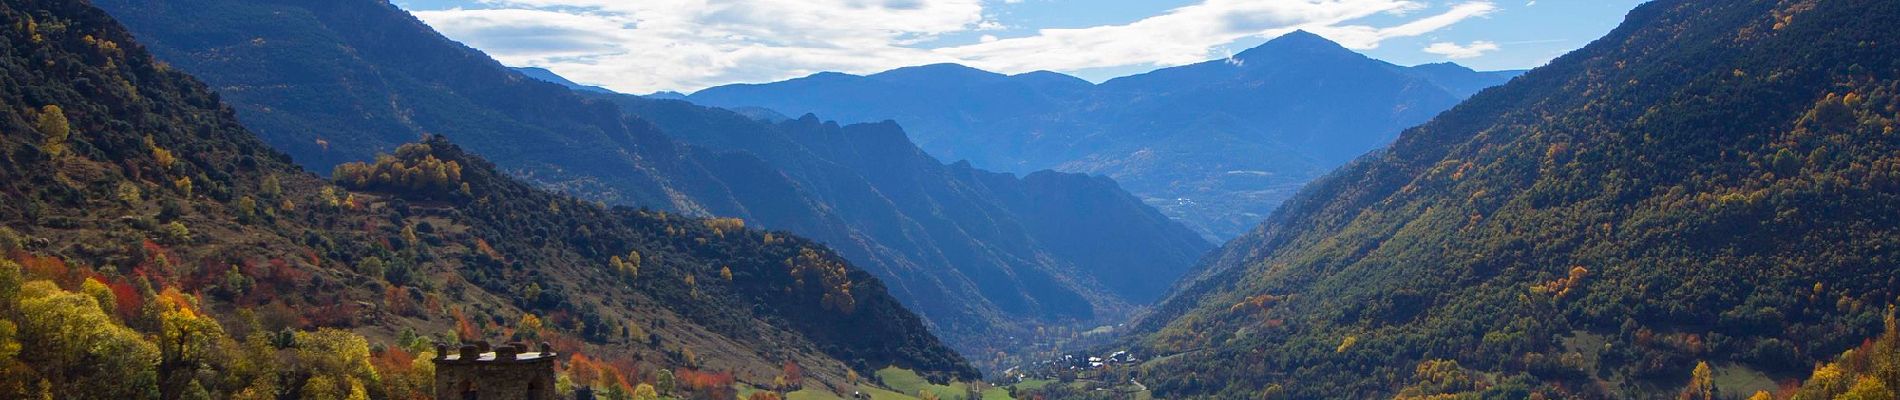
(158, 221), (191, 244)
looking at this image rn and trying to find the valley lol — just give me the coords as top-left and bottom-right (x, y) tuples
(4, 0), (1900, 399)
(88, 0), (1212, 372)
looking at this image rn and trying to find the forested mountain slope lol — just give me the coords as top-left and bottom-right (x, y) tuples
(600, 93), (1212, 306)
(0, 1), (972, 398)
(687, 34), (1524, 239)
(1116, 0), (1900, 398)
(89, 0), (1213, 368)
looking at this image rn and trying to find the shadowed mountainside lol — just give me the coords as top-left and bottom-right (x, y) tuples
(91, 0), (1213, 368)
(0, 0), (974, 397)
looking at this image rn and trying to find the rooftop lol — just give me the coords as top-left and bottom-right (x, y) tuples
(442, 352), (556, 362)
(435, 341), (558, 364)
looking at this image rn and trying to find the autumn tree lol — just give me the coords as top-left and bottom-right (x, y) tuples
(160, 221), (191, 244)
(373, 347), (435, 400)
(294, 329), (379, 400)
(518, 313), (544, 340)
(1680, 361), (1716, 400)
(332, 143), (466, 198)
(1395, 359), (1478, 399)
(236, 196), (259, 222)
(79, 277), (115, 318)
(610, 250), (641, 281)
(260, 175), (283, 198)
(704, 218), (744, 237)
(656, 369), (676, 395)
(146, 135), (176, 170)
(117, 181), (142, 204)
(1839, 377), (1896, 400)
(35, 105), (70, 157)
(780, 360), (803, 390)
(13, 281), (160, 399)
(155, 288), (227, 400)
(786, 248), (856, 313)
(631, 383), (659, 400)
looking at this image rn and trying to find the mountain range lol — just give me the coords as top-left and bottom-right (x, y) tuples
(88, 0), (1212, 368)
(11, 0), (1900, 398)
(0, 0), (971, 397)
(685, 33), (1525, 239)
(1102, 0), (1900, 398)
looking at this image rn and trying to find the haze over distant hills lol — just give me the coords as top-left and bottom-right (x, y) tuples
(686, 32), (1525, 240)
(91, 0), (1211, 368)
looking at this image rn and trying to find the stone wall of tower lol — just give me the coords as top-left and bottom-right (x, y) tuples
(433, 342), (559, 400)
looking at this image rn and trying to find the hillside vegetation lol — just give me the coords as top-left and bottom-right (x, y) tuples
(1113, 0), (1900, 398)
(0, 0), (972, 398)
(89, 0), (1214, 366)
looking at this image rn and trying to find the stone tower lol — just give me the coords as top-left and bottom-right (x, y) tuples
(434, 341), (559, 400)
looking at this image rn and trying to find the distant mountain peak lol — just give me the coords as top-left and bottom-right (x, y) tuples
(644, 91), (688, 100)
(1009, 70), (1095, 89)
(1278, 29), (1326, 41)
(512, 66), (618, 94)
(1268, 29), (1339, 47)
(808, 71), (858, 79)
(1410, 61), (1479, 73)
(871, 63), (1007, 85)
(1235, 30), (1361, 62)
(877, 63), (990, 75)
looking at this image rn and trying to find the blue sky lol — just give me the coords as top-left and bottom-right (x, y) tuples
(394, 0), (1647, 94)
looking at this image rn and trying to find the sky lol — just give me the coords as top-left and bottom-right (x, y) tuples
(392, 0), (1648, 94)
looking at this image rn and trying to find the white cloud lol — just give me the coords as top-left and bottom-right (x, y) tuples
(937, 0), (1428, 73)
(1299, 1), (1498, 50)
(1422, 40), (1501, 58)
(410, 0), (1501, 93)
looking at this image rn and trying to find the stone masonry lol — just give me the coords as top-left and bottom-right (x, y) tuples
(434, 341), (559, 400)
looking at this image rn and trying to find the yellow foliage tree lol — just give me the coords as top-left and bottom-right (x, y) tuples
(294, 328), (380, 399)
(1838, 376), (1896, 400)
(331, 143), (466, 196)
(156, 288), (227, 400)
(116, 181), (141, 204)
(519, 313), (544, 340)
(79, 277), (115, 318)
(146, 135), (176, 169)
(632, 383), (660, 400)
(1680, 361), (1716, 400)
(35, 105), (70, 157)
(13, 281), (160, 398)
(1395, 359), (1478, 399)
(786, 248), (856, 313)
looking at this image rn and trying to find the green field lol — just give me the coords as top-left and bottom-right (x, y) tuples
(737, 368), (1016, 400)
